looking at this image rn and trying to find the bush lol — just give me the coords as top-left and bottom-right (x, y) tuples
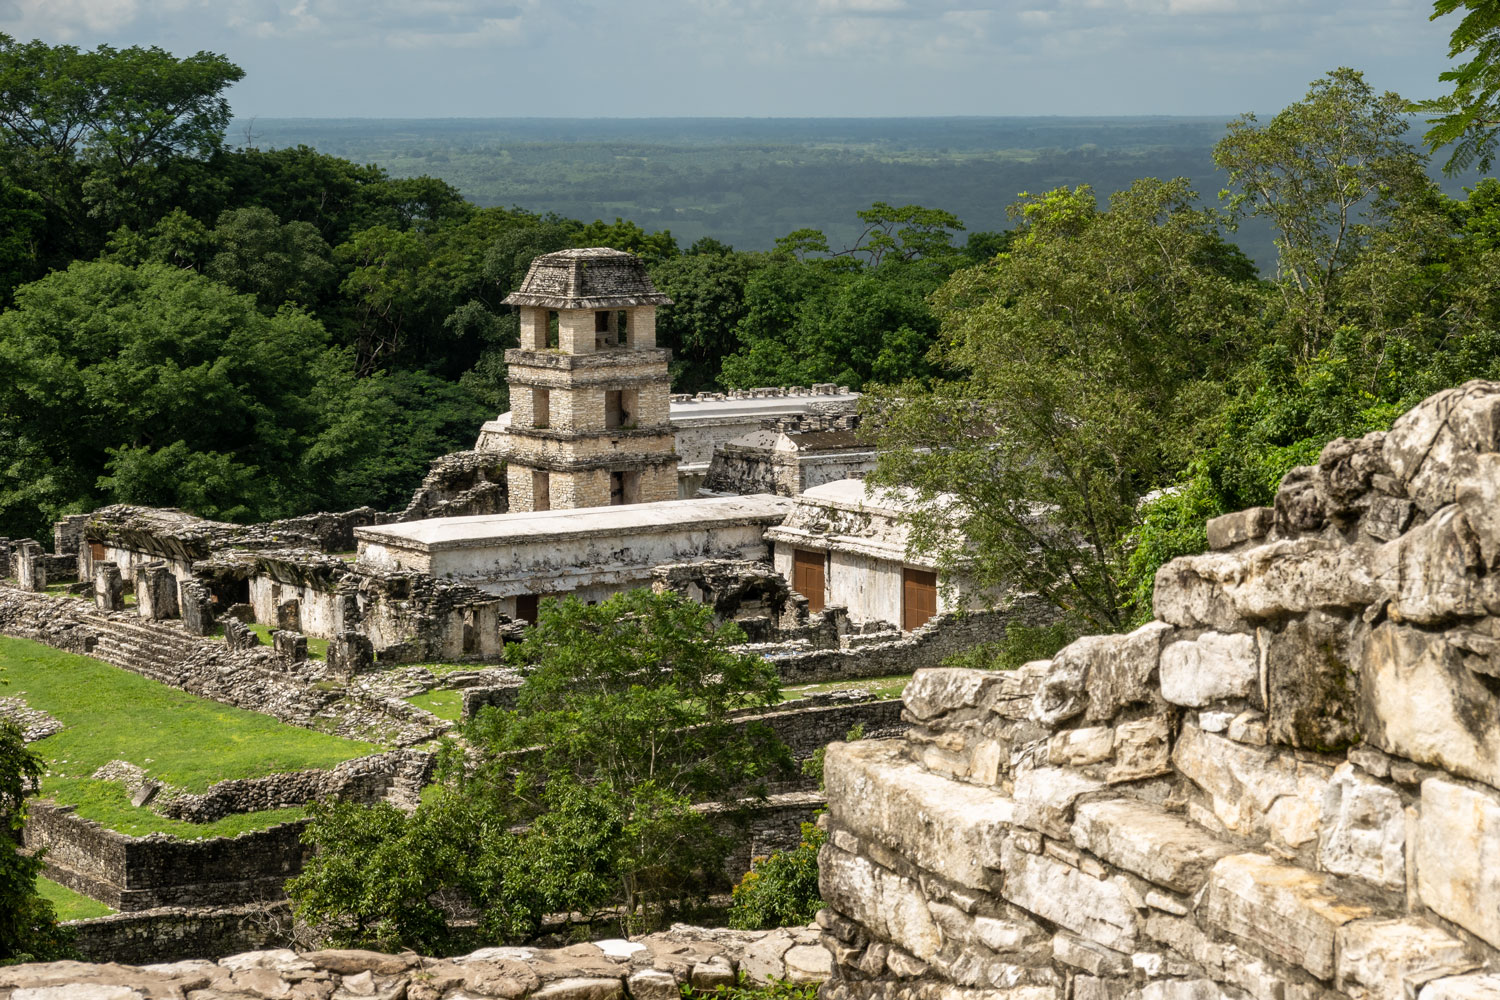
(727, 821), (826, 930)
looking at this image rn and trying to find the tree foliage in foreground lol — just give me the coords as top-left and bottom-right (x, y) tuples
(1417, 0), (1500, 174)
(289, 590), (792, 952)
(0, 721), (70, 964)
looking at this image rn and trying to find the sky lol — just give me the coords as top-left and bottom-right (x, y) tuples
(0, 0), (1462, 119)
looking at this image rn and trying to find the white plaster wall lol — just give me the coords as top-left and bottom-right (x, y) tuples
(423, 522), (773, 596)
(356, 541), (433, 576)
(99, 545), (194, 589)
(829, 550), (904, 625)
(248, 575), (342, 638)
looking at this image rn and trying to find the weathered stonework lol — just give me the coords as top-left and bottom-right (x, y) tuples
(818, 381), (1500, 1000)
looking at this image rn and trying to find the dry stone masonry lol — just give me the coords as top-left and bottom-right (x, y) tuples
(0, 925), (832, 1000)
(817, 380), (1500, 1000)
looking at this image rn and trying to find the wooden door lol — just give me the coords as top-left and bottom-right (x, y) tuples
(902, 568), (938, 632)
(793, 549), (825, 613)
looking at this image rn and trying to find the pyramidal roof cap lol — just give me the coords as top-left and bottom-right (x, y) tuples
(502, 247), (673, 309)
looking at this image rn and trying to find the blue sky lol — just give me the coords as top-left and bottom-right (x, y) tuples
(0, 0), (1460, 119)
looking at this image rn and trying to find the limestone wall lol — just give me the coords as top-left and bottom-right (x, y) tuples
(817, 381), (1500, 1000)
(3, 925), (832, 997)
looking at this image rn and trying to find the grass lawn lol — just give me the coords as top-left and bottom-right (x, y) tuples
(781, 673), (911, 702)
(0, 634), (379, 836)
(244, 622), (327, 660)
(405, 689), (463, 722)
(36, 877), (116, 921)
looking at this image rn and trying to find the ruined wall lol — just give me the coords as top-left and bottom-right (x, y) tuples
(67, 903), (295, 965)
(817, 381), (1500, 1000)
(24, 803), (308, 912)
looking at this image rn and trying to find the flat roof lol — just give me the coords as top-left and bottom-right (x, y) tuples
(356, 494), (793, 553)
(669, 392), (862, 422)
(799, 478), (922, 512)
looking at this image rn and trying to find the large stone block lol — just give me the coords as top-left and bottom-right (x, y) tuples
(1173, 725), (1329, 848)
(1383, 379), (1500, 514)
(1317, 763), (1405, 890)
(1335, 918), (1476, 1000)
(1159, 631), (1258, 708)
(1386, 505), (1490, 625)
(1206, 507), (1274, 551)
(1356, 622), (1500, 788)
(1011, 766), (1102, 839)
(903, 669), (1010, 722)
(1417, 778), (1500, 950)
(1264, 611), (1359, 752)
(819, 846), (943, 962)
(1033, 622), (1170, 726)
(93, 561), (123, 612)
(1422, 977), (1500, 1000)
(998, 839), (1140, 953)
(1316, 432), (1388, 516)
(135, 562), (178, 620)
(1201, 853), (1375, 981)
(179, 579), (214, 636)
(1154, 539), (1375, 632)
(1071, 799), (1234, 893)
(823, 740), (1011, 891)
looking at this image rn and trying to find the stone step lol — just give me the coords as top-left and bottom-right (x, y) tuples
(1070, 798), (1238, 894)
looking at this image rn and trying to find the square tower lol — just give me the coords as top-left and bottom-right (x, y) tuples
(498, 248), (679, 511)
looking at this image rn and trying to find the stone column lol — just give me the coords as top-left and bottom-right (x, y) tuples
(179, 579), (215, 636)
(94, 561), (124, 612)
(15, 541), (44, 592)
(273, 629), (307, 666)
(327, 632), (374, 678)
(135, 562), (179, 620)
(276, 599), (302, 633)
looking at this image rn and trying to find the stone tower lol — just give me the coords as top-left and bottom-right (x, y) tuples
(498, 248), (678, 511)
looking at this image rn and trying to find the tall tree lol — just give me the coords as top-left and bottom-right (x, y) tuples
(866, 180), (1262, 632)
(1214, 68), (1432, 355)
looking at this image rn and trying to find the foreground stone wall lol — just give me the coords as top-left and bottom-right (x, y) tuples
(1, 925), (831, 998)
(817, 380), (1500, 1000)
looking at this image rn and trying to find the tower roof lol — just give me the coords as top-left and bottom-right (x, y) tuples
(502, 247), (673, 309)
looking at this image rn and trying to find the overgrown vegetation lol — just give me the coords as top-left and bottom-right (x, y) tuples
(288, 590), (794, 953)
(0, 635), (377, 836)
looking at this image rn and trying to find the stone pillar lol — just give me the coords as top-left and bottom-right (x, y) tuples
(135, 562), (179, 620)
(273, 629), (307, 665)
(15, 541), (44, 592)
(179, 579), (215, 636)
(276, 599), (301, 633)
(0, 539), (9, 581)
(52, 514), (88, 556)
(223, 618), (256, 652)
(327, 632), (374, 678)
(333, 582), (361, 634)
(93, 561), (124, 612)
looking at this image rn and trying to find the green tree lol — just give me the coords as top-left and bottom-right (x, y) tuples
(652, 249), (766, 393)
(1416, 0), (1500, 173)
(206, 207), (336, 311)
(0, 260), (390, 538)
(0, 721), (70, 963)
(866, 180), (1262, 632)
(290, 590), (792, 949)
(1214, 68), (1432, 354)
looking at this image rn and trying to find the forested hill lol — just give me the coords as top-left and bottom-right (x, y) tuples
(232, 116), (1486, 269)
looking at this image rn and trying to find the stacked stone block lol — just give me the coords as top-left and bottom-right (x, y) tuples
(93, 561), (124, 612)
(818, 380), (1500, 1000)
(134, 562), (178, 620)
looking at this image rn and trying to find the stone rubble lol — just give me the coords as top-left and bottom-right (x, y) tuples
(818, 381), (1500, 1000)
(0, 924), (829, 1000)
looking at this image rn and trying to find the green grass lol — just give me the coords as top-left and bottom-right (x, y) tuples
(781, 673), (910, 702)
(0, 634), (379, 836)
(244, 622), (327, 660)
(36, 877), (115, 921)
(405, 689), (463, 722)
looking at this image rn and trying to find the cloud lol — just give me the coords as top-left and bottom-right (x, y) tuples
(2, 0), (142, 38)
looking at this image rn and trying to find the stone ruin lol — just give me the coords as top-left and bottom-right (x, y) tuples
(815, 380), (1500, 1000)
